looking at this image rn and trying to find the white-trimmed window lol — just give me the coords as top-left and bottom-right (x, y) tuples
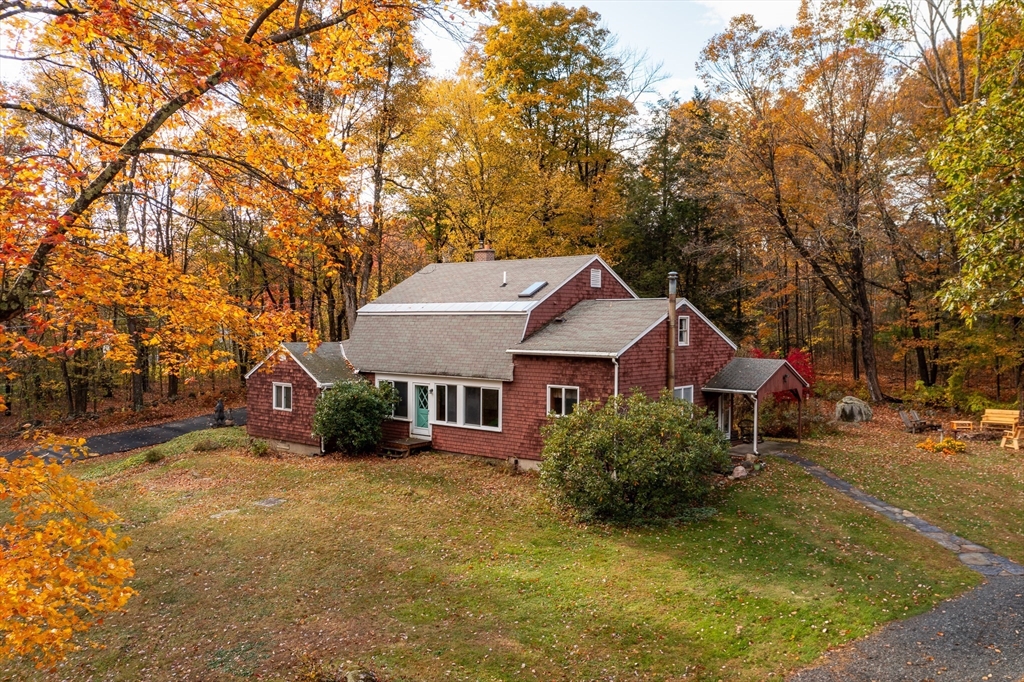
(379, 379), (410, 419)
(273, 383), (292, 411)
(677, 315), (690, 346)
(464, 386), (500, 428)
(548, 385), (579, 416)
(590, 268), (602, 288)
(674, 385), (694, 403)
(435, 384), (459, 423)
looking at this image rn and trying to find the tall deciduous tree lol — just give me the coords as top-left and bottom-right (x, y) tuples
(701, 1), (916, 401)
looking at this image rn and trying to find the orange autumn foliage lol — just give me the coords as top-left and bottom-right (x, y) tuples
(0, 454), (136, 666)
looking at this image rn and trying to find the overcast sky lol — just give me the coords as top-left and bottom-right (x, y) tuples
(419, 0), (803, 97)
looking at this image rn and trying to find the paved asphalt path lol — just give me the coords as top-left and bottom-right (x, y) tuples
(789, 576), (1024, 681)
(1, 407), (246, 463)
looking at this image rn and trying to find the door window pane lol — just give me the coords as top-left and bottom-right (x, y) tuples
(465, 386), (481, 425)
(482, 388), (500, 427)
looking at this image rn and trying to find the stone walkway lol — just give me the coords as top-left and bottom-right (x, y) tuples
(777, 450), (1024, 681)
(774, 451), (1024, 577)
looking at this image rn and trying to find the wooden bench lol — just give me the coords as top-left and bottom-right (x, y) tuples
(980, 409), (1022, 432)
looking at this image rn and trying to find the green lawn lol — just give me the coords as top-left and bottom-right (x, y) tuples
(793, 410), (1024, 565)
(2, 428), (978, 681)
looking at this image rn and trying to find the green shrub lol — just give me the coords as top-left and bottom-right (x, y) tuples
(143, 447), (166, 463)
(248, 438), (272, 457)
(313, 380), (398, 454)
(539, 391), (730, 525)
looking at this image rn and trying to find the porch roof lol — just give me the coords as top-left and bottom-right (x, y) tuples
(702, 358), (809, 396)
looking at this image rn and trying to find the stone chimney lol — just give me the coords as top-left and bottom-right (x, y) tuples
(473, 234), (495, 262)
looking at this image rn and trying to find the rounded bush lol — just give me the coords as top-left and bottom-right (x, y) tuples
(143, 447), (166, 463)
(313, 381), (398, 454)
(540, 391), (730, 524)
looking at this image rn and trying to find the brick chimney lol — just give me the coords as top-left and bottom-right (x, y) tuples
(473, 233), (495, 262)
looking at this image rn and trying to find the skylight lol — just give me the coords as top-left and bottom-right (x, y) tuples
(518, 281), (548, 298)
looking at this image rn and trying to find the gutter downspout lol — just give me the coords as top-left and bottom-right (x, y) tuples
(667, 272), (678, 393)
(613, 357), (619, 397)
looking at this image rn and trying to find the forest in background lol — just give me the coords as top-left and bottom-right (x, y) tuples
(1, 0), (1023, 425)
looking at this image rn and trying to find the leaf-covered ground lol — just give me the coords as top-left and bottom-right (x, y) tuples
(794, 407), (1024, 566)
(2, 428), (978, 681)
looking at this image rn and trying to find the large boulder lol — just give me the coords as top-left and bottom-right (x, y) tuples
(835, 396), (872, 422)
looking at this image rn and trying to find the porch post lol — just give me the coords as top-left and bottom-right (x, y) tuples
(752, 395), (759, 455)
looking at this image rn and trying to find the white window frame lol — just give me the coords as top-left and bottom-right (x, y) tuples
(547, 385), (580, 417)
(462, 384), (502, 431)
(375, 374), (502, 432)
(677, 315), (690, 346)
(674, 385), (694, 403)
(272, 382), (293, 411)
(590, 268), (602, 288)
(435, 383), (459, 424)
(377, 378), (411, 421)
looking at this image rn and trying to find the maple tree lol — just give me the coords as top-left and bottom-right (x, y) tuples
(0, 0), (485, 411)
(0, 453), (135, 665)
(0, 0), (484, 664)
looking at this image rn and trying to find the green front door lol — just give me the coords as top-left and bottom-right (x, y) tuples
(413, 384), (430, 434)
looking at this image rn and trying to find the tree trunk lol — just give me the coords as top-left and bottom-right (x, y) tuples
(323, 278), (337, 342)
(851, 316), (860, 382)
(126, 316), (146, 412)
(911, 325), (932, 386)
(167, 373), (179, 400)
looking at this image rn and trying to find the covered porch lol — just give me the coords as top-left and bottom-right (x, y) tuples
(703, 358), (810, 455)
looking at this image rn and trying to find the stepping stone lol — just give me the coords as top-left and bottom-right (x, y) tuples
(254, 497), (286, 508)
(959, 552), (992, 566)
(211, 509), (240, 519)
(923, 532), (962, 552)
(960, 543), (990, 553)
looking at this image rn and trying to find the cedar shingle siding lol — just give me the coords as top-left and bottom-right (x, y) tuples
(246, 355), (321, 447)
(618, 303), (734, 408)
(524, 261), (632, 338)
(247, 255), (746, 459)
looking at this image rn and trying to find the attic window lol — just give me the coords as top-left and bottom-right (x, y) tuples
(590, 268), (602, 288)
(519, 281), (547, 298)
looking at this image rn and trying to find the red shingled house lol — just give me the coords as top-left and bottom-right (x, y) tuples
(247, 249), (807, 463)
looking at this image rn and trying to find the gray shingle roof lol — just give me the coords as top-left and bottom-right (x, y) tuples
(702, 358), (808, 393)
(343, 315), (524, 381)
(281, 342), (356, 386)
(509, 299), (670, 356)
(369, 255), (600, 305)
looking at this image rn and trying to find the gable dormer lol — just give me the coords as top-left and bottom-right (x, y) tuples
(521, 257), (636, 340)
